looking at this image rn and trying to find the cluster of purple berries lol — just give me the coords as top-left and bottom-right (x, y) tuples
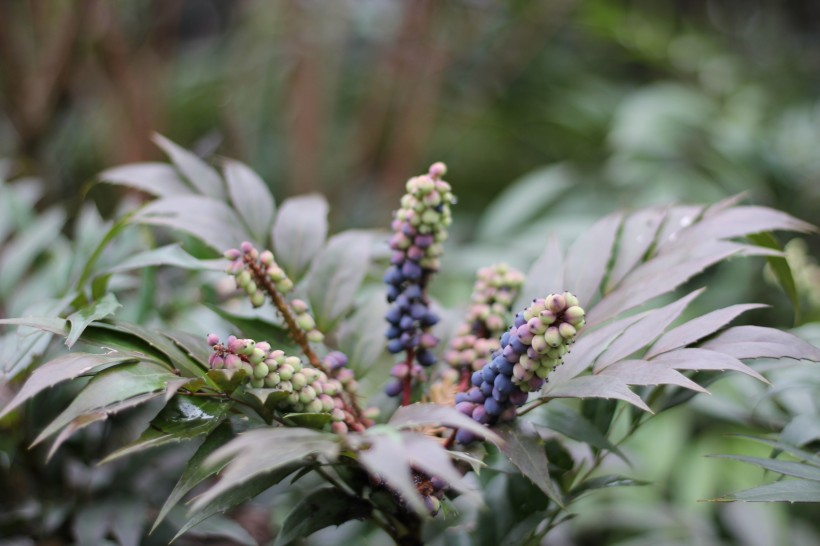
(383, 163), (456, 397)
(444, 263), (524, 374)
(454, 292), (585, 442)
(207, 335), (357, 433)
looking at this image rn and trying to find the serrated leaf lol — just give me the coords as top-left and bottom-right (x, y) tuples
(713, 480), (820, 502)
(307, 230), (372, 331)
(223, 159), (275, 244)
(283, 412), (332, 429)
(476, 164), (573, 240)
(153, 422), (235, 531)
(132, 195), (250, 253)
(101, 395), (231, 463)
(729, 435), (820, 466)
(274, 487), (370, 546)
(402, 432), (478, 499)
(32, 361), (180, 451)
(646, 304), (767, 358)
(542, 375), (651, 413)
(98, 162), (192, 197)
(0, 351), (138, 419)
(496, 421), (565, 508)
(650, 348), (768, 383)
(271, 194), (329, 280)
(564, 211), (623, 306)
(0, 208), (65, 297)
(153, 134), (225, 198)
(540, 404), (628, 463)
(103, 244), (225, 275)
(0, 316), (69, 336)
(597, 359), (708, 393)
(672, 206), (816, 249)
(192, 428), (339, 512)
(606, 207), (666, 292)
(388, 403), (503, 446)
(709, 454), (820, 481)
(65, 293), (122, 348)
(701, 326), (820, 362)
(567, 474), (648, 501)
(515, 234), (563, 311)
(594, 288), (703, 372)
(748, 232), (801, 324)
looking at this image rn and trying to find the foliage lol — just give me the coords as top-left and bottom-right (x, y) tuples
(2, 139), (818, 545)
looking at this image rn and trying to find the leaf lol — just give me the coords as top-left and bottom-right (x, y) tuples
(0, 351), (138, 419)
(728, 435), (820, 466)
(0, 316), (69, 336)
(606, 207), (666, 292)
(153, 134), (225, 198)
(593, 288), (703, 372)
(402, 432), (479, 499)
(563, 212), (623, 306)
(567, 475), (648, 501)
(33, 361), (181, 453)
(540, 404), (628, 463)
(307, 230), (372, 331)
(748, 232), (801, 324)
(649, 348), (768, 383)
(103, 244), (226, 275)
(496, 421), (565, 508)
(336, 292), (390, 377)
(283, 412), (332, 429)
(152, 422), (235, 531)
(132, 195), (250, 253)
(781, 414), (820, 448)
(98, 162), (192, 197)
(515, 234), (564, 311)
(646, 304), (767, 358)
(713, 480), (820, 502)
(596, 359), (708, 393)
(206, 305), (293, 349)
(476, 164), (573, 240)
(274, 487), (371, 546)
(708, 454), (820, 481)
(271, 194), (329, 280)
(542, 375), (651, 413)
(162, 329), (213, 367)
(207, 368), (249, 394)
(109, 499), (147, 546)
(0, 208), (65, 297)
(100, 395), (232, 463)
(388, 403), (503, 446)
(701, 326), (820, 362)
(65, 293), (122, 349)
(192, 428), (339, 512)
(223, 159), (276, 244)
(169, 512), (256, 546)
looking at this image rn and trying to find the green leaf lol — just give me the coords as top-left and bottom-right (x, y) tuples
(708, 454), (820, 481)
(283, 412), (332, 429)
(0, 208), (65, 297)
(0, 351), (139, 420)
(101, 395), (232, 463)
(567, 474), (648, 501)
(206, 305), (293, 349)
(388, 403), (503, 446)
(32, 361), (180, 451)
(207, 368), (249, 394)
(748, 232), (801, 324)
(98, 162), (192, 197)
(307, 230), (373, 331)
(336, 292), (390, 378)
(274, 487), (371, 546)
(191, 428), (339, 513)
(169, 512), (256, 546)
(540, 404), (628, 463)
(223, 159), (276, 244)
(271, 194), (329, 280)
(729, 435), (820, 466)
(713, 480), (820, 502)
(162, 329), (213, 368)
(496, 421), (565, 508)
(781, 414), (820, 448)
(65, 293), (122, 348)
(153, 134), (225, 198)
(102, 244), (226, 275)
(153, 422), (235, 531)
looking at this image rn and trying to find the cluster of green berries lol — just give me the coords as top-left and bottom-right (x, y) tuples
(225, 242), (292, 307)
(443, 263), (524, 373)
(455, 292), (585, 443)
(207, 334), (348, 425)
(383, 163), (456, 397)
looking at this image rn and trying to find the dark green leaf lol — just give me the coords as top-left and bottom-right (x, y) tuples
(274, 487), (370, 546)
(540, 404), (628, 463)
(271, 194), (329, 280)
(65, 293), (122, 348)
(567, 474), (648, 501)
(307, 230), (373, 331)
(496, 421), (565, 508)
(223, 159), (276, 244)
(153, 134), (225, 198)
(283, 412), (332, 429)
(748, 232), (801, 324)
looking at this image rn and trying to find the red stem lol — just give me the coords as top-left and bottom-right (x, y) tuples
(401, 348), (415, 406)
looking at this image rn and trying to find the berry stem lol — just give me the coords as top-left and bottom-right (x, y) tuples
(401, 348), (415, 406)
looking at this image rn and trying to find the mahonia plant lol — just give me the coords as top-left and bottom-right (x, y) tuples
(3, 137), (819, 546)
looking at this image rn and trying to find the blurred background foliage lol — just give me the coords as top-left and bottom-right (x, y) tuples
(1, 0), (819, 545)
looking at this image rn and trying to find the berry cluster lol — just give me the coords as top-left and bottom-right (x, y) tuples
(208, 334), (352, 420)
(444, 263), (524, 375)
(224, 242), (324, 343)
(454, 292), (585, 441)
(414, 471), (448, 516)
(383, 162), (456, 399)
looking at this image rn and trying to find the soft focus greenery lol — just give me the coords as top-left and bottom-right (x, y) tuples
(1, 1), (819, 545)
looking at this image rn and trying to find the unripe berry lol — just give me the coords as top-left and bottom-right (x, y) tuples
(250, 291), (265, 308)
(264, 372), (281, 387)
(544, 327), (562, 348)
(260, 250), (274, 265)
(307, 329), (324, 343)
(558, 322), (576, 339)
(253, 363), (269, 378)
(291, 372), (307, 390)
